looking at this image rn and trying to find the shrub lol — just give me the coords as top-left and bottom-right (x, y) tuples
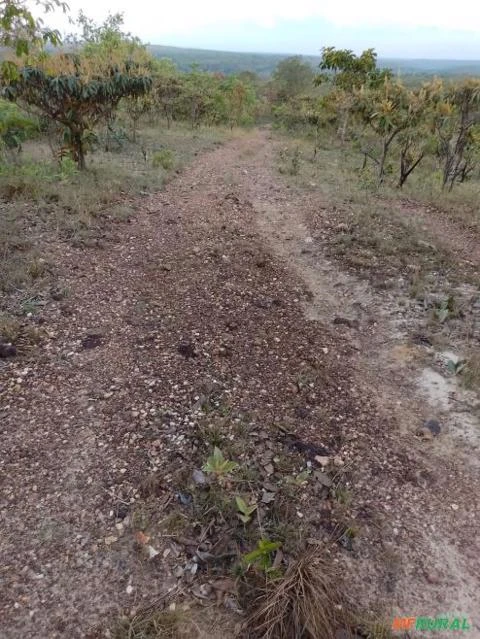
(152, 148), (174, 170)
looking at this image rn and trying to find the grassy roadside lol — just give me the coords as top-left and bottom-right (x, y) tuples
(275, 132), (480, 389)
(0, 123), (231, 354)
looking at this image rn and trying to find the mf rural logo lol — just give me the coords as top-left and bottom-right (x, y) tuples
(392, 616), (472, 633)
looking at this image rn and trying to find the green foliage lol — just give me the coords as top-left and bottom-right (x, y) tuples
(0, 0), (67, 80)
(202, 446), (238, 478)
(152, 148), (174, 170)
(286, 469), (311, 486)
(272, 56), (314, 101)
(316, 47), (391, 90)
(0, 99), (37, 150)
(235, 496), (257, 524)
(243, 538), (282, 573)
(434, 295), (457, 323)
(3, 58), (152, 168)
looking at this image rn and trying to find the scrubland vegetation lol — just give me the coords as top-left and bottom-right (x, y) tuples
(1, 3), (480, 638)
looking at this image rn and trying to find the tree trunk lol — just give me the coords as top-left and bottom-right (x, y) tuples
(399, 151), (424, 188)
(71, 130), (86, 170)
(378, 140), (388, 183)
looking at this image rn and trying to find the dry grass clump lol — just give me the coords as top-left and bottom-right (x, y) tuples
(111, 605), (198, 639)
(246, 551), (354, 639)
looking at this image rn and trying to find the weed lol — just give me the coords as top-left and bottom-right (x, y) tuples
(334, 485), (353, 507)
(202, 447), (238, 479)
(0, 315), (22, 343)
(27, 258), (47, 280)
(246, 551), (354, 639)
(235, 496), (257, 524)
(159, 512), (189, 536)
(434, 295), (458, 323)
(447, 358), (467, 375)
(243, 538), (282, 574)
(196, 421), (226, 448)
(286, 469), (311, 487)
(461, 353), (480, 390)
(112, 607), (188, 639)
(152, 148), (175, 170)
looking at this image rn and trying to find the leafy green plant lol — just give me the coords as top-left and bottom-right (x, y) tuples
(243, 538), (282, 573)
(290, 147), (301, 174)
(235, 496), (257, 524)
(434, 295), (457, 323)
(152, 148), (174, 170)
(286, 469), (311, 486)
(57, 156), (79, 181)
(0, 99), (37, 152)
(202, 446), (238, 479)
(447, 358), (467, 375)
(3, 50), (152, 169)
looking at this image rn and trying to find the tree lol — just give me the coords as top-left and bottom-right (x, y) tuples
(0, 98), (37, 156)
(429, 79), (480, 190)
(0, 0), (67, 78)
(316, 47), (390, 91)
(272, 56), (314, 101)
(316, 47), (392, 141)
(355, 79), (425, 184)
(3, 54), (152, 168)
(222, 77), (256, 128)
(153, 59), (182, 128)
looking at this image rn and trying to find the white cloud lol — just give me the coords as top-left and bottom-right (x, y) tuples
(45, 0), (480, 39)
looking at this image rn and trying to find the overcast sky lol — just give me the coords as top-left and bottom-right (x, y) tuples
(46, 0), (480, 59)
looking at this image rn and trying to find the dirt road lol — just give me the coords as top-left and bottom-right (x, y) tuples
(1, 129), (478, 638)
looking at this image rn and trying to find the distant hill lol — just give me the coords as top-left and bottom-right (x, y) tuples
(148, 45), (480, 78)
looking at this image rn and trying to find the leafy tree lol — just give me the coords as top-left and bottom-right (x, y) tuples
(316, 47), (392, 141)
(153, 59), (182, 128)
(3, 54), (152, 168)
(222, 77), (256, 128)
(354, 79), (419, 183)
(316, 47), (390, 90)
(429, 79), (480, 189)
(0, 0), (67, 77)
(272, 56), (314, 101)
(178, 68), (222, 128)
(0, 98), (37, 154)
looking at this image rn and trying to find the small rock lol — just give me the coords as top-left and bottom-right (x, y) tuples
(81, 334), (103, 350)
(261, 491), (276, 504)
(424, 419), (441, 436)
(264, 463), (274, 476)
(451, 503), (459, 511)
(425, 569), (441, 585)
(146, 545), (160, 559)
(294, 406), (309, 419)
(177, 492), (193, 506)
(104, 536), (118, 546)
(126, 585), (134, 595)
(192, 469), (207, 485)
(333, 316), (359, 330)
(314, 456), (330, 467)
(314, 471), (333, 488)
(417, 427), (434, 441)
(0, 343), (17, 358)
(177, 341), (197, 358)
(173, 566), (184, 579)
(192, 583), (213, 600)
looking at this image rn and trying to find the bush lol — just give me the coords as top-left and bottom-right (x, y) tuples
(0, 99), (38, 151)
(152, 148), (174, 170)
